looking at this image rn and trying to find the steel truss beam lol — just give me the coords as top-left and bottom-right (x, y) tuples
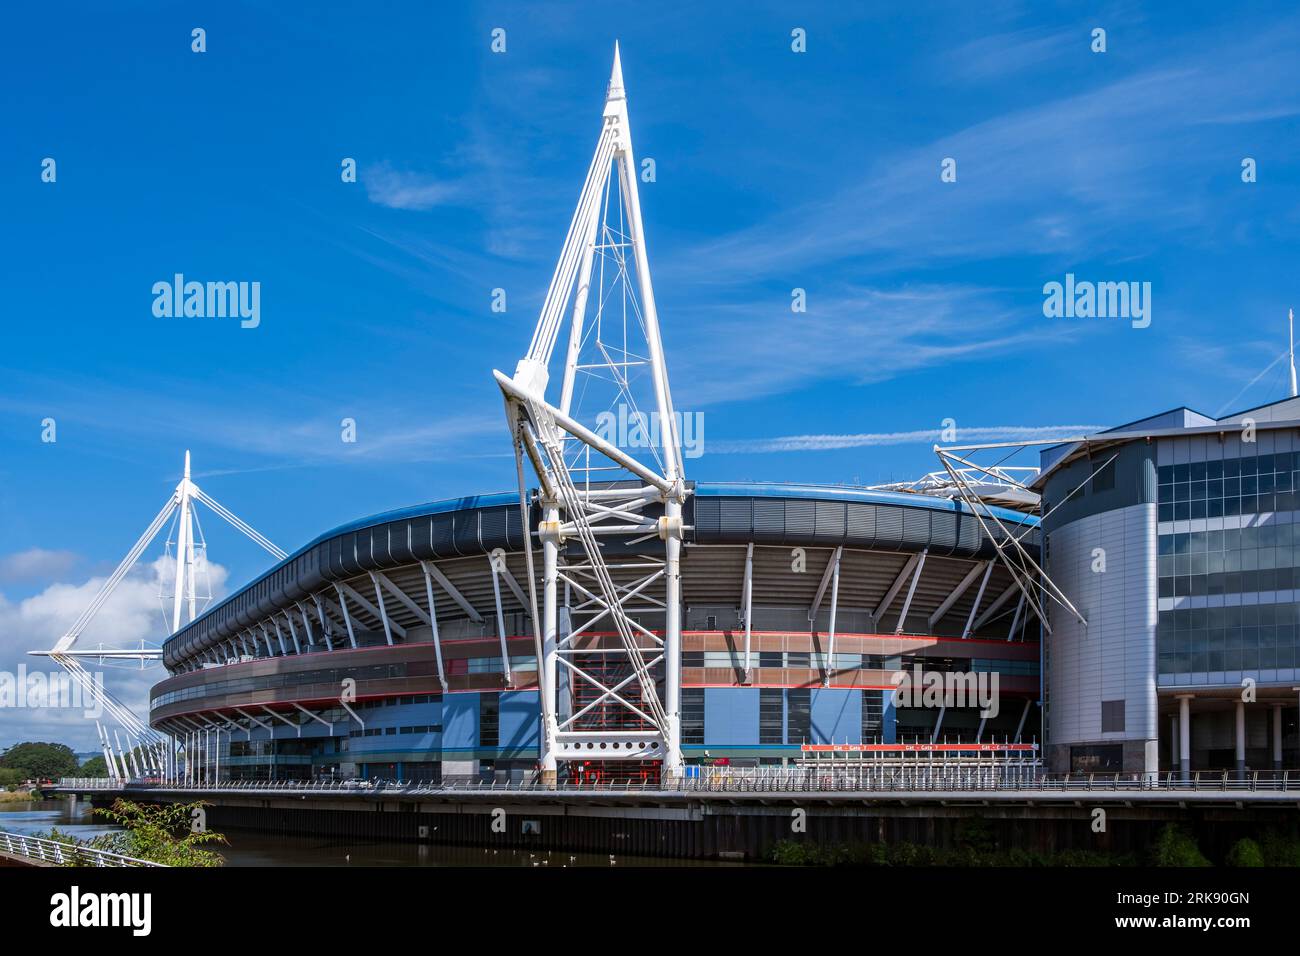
(492, 46), (688, 781)
(934, 443), (1094, 635)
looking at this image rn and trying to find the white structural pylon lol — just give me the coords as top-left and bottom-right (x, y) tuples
(29, 450), (286, 781)
(493, 44), (688, 784)
(172, 450), (197, 633)
(1289, 308), (1297, 399)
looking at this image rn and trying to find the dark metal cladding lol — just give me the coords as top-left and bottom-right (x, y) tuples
(160, 484), (1037, 669)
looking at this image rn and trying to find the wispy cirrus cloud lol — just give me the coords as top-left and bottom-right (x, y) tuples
(666, 18), (1300, 285)
(711, 424), (1109, 455)
(665, 282), (1079, 407)
(364, 162), (462, 211)
(941, 26), (1075, 82)
(0, 369), (502, 470)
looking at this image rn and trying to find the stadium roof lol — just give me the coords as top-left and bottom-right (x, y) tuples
(163, 480), (1040, 657)
(1033, 395), (1300, 488)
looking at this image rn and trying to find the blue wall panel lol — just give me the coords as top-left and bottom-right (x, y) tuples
(500, 690), (540, 751)
(883, 690), (897, 744)
(441, 692), (480, 750)
(810, 688), (861, 744)
(704, 688), (759, 745)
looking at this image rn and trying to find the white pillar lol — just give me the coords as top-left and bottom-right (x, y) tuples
(171, 466), (191, 633)
(1177, 695), (1192, 782)
(540, 506), (560, 787)
(661, 497), (683, 778)
(1235, 699), (1246, 777)
(1273, 703), (1284, 770)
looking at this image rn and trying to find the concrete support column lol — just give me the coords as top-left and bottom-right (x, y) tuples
(1169, 714), (1178, 770)
(1176, 695), (1193, 782)
(1272, 703), (1284, 771)
(1235, 699), (1246, 778)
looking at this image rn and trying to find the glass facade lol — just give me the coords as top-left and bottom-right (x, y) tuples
(681, 688), (705, 744)
(1158, 602), (1300, 674)
(1156, 450), (1300, 679)
(1158, 524), (1300, 598)
(1157, 453), (1300, 523)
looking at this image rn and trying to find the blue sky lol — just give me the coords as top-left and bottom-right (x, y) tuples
(2, 1), (1298, 748)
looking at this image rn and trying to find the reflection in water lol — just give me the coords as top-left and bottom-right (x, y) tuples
(0, 800), (723, 867)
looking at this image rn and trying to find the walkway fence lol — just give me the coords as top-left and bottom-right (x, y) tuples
(58, 768), (1300, 795)
(0, 830), (163, 867)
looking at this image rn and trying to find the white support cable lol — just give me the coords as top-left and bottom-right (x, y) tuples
(191, 486), (287, 560)
(937, 450), (1083, 631)
(53, 655), (158, 741)
(53, 496), (178, 652)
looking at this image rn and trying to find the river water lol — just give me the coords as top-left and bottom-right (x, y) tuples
(0, 799), (720, 867)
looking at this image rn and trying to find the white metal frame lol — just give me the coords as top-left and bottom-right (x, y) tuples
(29, 451), (285, 785)
(492, 45), (688, 781)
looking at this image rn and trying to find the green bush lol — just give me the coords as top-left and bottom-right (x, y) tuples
(1258, 828), (1300, 866)
(766, 837), (1140, 868)
(1148, 824), (1211, 867)
(36, 799), (229, 867)
(1225, 838), (1265, 867)
(91, 799), (228, 866)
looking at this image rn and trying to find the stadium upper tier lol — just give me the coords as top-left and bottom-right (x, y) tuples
(160, 481), (1039, 671)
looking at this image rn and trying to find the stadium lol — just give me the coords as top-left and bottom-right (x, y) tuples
(128, 48), (1056, 788)
(52, 46), (1293, 792)
(148, 482), (1043, 783)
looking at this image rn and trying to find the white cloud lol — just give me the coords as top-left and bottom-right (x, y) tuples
(0, 555), (228, 751)
(663, 283), (1074, 407)
(364, 163), (461, 211)
(711, 424), (1109, 454)
(0, 548), (78, 584)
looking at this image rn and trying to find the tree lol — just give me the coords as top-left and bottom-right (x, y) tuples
(78, 755), (108, 777)
(0, 768), (24, 789)
(90, 799), (227, 867)
(0, 741), (79, 779)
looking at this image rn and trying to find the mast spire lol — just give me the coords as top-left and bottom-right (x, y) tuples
(1289, 308), (1297, 399)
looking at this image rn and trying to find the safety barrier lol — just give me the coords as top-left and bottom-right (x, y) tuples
(0, 830), (163, 867)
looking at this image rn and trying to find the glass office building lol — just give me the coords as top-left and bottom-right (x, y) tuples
(1039, 398), (1300, 775)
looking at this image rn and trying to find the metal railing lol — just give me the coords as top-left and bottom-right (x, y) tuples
(0, 830), (163, 867)
(58, 777), (118, 790)
(60, 768), (1300, 796)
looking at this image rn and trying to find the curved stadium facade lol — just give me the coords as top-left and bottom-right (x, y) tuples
(149, 482), (1042, 783)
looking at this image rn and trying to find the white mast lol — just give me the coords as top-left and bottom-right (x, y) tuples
(1289, 308), (1297, 399)
(494, 43), (688, 784)
(172, 450), (196, 633)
